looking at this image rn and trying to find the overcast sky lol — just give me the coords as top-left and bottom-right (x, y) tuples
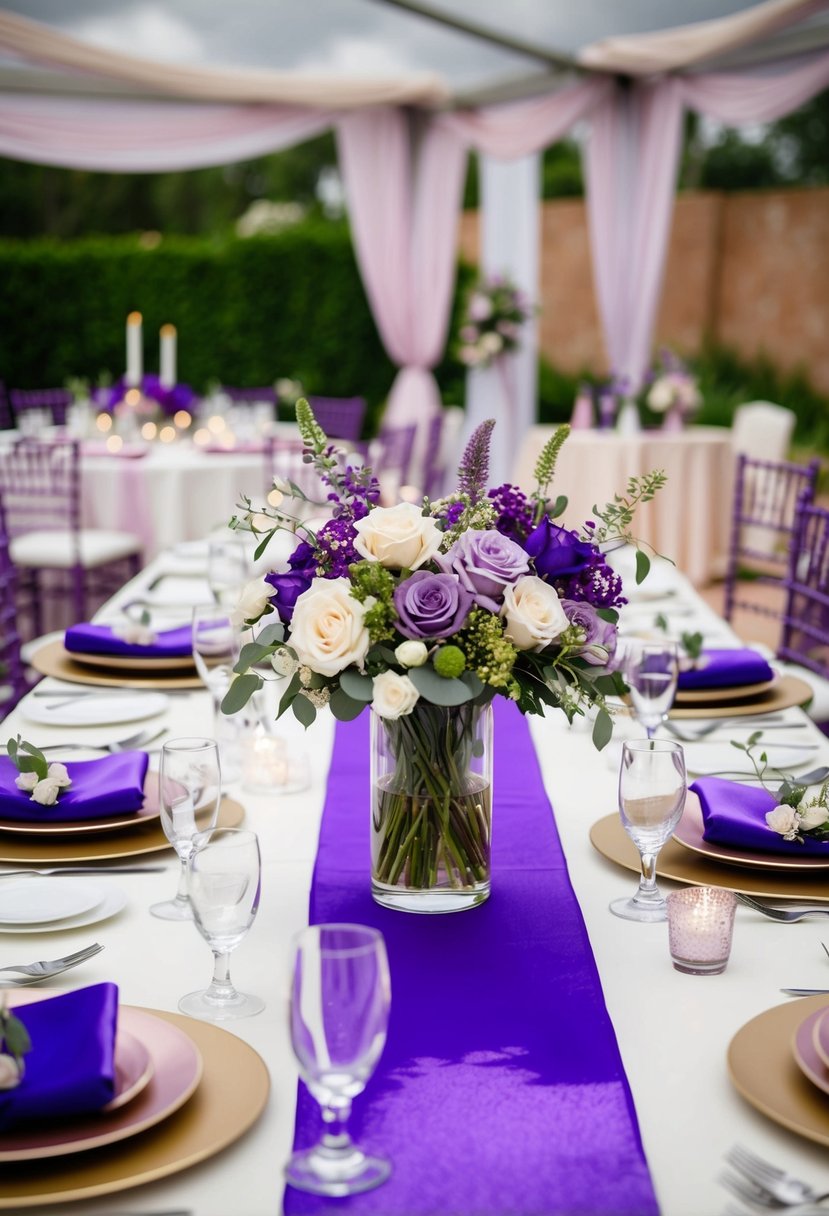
(4, 0), (763, 89)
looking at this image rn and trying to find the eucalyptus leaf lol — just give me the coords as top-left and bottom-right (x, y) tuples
(339, 669), (374, 702)
(292, 694), (317, 728)
(277, 671), (302, 719)
(329, 687), (367, 722)
(220, 673), (262, 715)
(235, 641), (275, 674)
(408, 665), (474, 706)
(592, 708), (613, 751)
(256, 621), (285, 648)
(634, 549), (651, 585)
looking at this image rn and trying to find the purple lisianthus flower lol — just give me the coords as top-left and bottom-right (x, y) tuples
(525, 518), (597, 580)
(264, 568), (313, 624)
(437, 529), (529, 611)
(394, 571), (473, 641)
(561, 599), (617, 666)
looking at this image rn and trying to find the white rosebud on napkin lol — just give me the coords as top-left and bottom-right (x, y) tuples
(113, 621), (157, 646)
(30, 778), (62, 806)
(46, 762), (71, 788)
(0, 1054), (22, 1090)
(14, 771), (38, 792)
(765, 804), (800, 839)
(798, 804), (829, 831)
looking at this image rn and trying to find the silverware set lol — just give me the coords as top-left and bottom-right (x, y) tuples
(735, 893), (829, 923)
(0, 942), (103, 987)
(37, 727), (166, 753)
(721, 1142), (829, 1211)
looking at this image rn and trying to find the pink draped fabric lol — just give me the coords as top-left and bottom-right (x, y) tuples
(679, 47), (829, 122)
(0, 95), (333, 171)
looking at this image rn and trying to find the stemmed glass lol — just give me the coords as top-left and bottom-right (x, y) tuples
(179, 827), (264, 1020)
(285, 924), (391, 1198)
(150, 737), (221, 921)
(625, 641), (679, 739)
(192, 606), (244, 781)
(610, 738), (687, 923)
(207, 535), (251, 608)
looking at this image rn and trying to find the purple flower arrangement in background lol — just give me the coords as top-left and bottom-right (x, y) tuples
(223, 399), (666, 750)
(94, 374), (195, 418)
(457, 273), (536, 370)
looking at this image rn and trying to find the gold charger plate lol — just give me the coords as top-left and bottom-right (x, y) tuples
(0, 796), (242, 864)
(68, 650), (195, 673)
(0, 1005), (269, 1208)
(674, 676), (777, 705)
(669, 674), (813, 720)
(590, 812), (829, 900)
(673, 792), (829, 872)
(31, 640), (203, 691)
(728, 996), (829, 1148)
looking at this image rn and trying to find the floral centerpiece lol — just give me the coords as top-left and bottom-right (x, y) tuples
(646, 349), (701, 427)
(94, 375), (195, 420)
(224, 400), (665, 911)
(457, 274), (535, 369)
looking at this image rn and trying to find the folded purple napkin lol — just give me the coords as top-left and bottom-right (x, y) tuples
(678, 648), (774, 691)
(690, 776), (829, 855)
(0, 983), (119, 1131)
(65, 622), (192, 659)
(0, 752), (149, 823)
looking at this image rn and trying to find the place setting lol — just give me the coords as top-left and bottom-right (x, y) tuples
(30, 618), (203, 692)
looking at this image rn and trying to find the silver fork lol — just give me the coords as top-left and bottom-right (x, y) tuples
(735, 893), (829, 922)
(39, 727), (165, 753)
(724, 1143), (829, 1206)
(0, 942), (103, 986)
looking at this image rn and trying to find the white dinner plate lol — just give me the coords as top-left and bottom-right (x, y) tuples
(682, 739), (820, 777)
(0, 883), (126, 934)
(0, 878), (103, 924)
(22, 692), (169, 728)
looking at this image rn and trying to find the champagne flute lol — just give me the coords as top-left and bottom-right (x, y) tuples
(179, 828), (264, 1020)
(285, 924), (391, 1197)
(626, 641), (679, 739)
(610, 738), (687, 922)
(150, 737), (221, 921)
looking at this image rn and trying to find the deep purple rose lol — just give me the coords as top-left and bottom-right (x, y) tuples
(525, 518), (597, 580)
(437, 529), (529, 612)
(561, 599), (617, 666)
(393, 571), (473, 640)
(264, 569), (313, 624)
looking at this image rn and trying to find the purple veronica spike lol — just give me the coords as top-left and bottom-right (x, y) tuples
(457, 420), (495, 505)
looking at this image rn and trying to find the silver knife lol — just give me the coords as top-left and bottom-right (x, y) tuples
(0, 866), (167, 878)
(780, 988), (829, 996)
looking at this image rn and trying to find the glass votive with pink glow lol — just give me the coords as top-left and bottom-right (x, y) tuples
(666, 886), (737, 975)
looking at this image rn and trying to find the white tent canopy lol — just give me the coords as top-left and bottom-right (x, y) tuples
(1, 1), (829, 482)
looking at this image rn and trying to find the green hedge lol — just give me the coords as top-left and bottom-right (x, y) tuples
(0, 224), (471, 436)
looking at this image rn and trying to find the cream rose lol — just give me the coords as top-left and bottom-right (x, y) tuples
(289, 578), (370, 677)
(232, 575), (273, 627)
(765, 804), (800, 837)
(394, 640), (428, 669)
(372, 671), (420, 720)
(798, 803), (829, 831)
(30, 778), (61, 807)
(353, 503), (442, 571)
(501, 576), (569, 652)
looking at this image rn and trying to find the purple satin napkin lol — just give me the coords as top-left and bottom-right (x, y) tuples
(678, 648), (773, 690)
(65, 622), (192, 659)
(284, 702), (658, 1216)
(0, 983), (118, 1130)
(691, 776), (829, 855)
(0, 752), (149, 822)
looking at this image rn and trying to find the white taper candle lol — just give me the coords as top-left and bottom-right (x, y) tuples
(125, 311), (143, 387)
(159, 323), (177, 388)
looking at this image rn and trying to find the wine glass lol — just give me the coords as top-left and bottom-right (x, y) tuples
(207, 534), (251, 608)
(610, 738), (687, 923)
(285, 924), (391, 1198)
(179, 828), (264, 1020)
(150, 737), (221, 921)
(192, 606), (245, 781)
(625, 641), (679, 739)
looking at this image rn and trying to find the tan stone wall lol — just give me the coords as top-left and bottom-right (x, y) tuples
(456, 187), (829, 393)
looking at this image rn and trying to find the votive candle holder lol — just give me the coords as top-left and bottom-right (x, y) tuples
(666, 886), (736, 975)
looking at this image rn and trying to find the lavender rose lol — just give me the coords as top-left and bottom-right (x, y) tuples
(437, 529), (529, 611)
(394, 571), (473, 641)
(525, 518), (597, 580)
(561, 600), (617, 666)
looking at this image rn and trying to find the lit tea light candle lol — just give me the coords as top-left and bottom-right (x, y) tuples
(193, 427), (211, 446)
(124, 388), (141, 408)
(666, 887), (736, 975)
(173, 409), (191, 429)
(207, 415), (227, 435)
(159, 323), (177, 388)
(125, 312), (143, 387)
(96, 413), (113, 432)
(141, 421), (157, 441)
(106, 434), (124, 454)
(159, 425), (176, 443)
(267, 488), (284, 508)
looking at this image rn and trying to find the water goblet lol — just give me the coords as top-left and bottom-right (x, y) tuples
(150, 737), (221, 921)
(207, 534), (251, 608)
(610, 738), (687, 923)
(626, 641), (679, 739)
(192, 606), (245, 780)
(285, 924), (391, 1197)
(179, 827), (264, 1020)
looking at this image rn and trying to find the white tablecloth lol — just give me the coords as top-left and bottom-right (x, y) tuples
(512, 426), (735, 586)
(6, 551), (829, 1216)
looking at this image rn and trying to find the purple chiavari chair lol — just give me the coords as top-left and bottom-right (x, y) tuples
(220, 386), (277, 406)
(307, 396), (367, 442)
(0, 493), (29, 718)
(10, 387), (73, 428)
(368, 423), (417, 494)
(778, 494), (829, 684)
(0, 439), (143, 638)
(422, 412), (446, 499)
(724, 452), (820, 629)
(263, 434), (328, 508)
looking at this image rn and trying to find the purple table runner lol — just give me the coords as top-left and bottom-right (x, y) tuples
(285, 700), (658, 1216)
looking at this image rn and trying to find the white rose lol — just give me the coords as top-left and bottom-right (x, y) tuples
(798, 803), (829, 831)
(395, 640), (428, 669)
(501, 576), (569, 652)
(14, 771), (38, 792)
(372, 671), (420, 720)
(480, 332), (503, 356)
(646, 376), (674, 413)
(46, 763), (71, 788)
(0, 1055), (22, 1090)
(765, 804), (800, 837)
(232, 575), (273, 627)
(353, 503), (442, 571)
(30, 777), (62, 806)
(289, 578), (370, 677)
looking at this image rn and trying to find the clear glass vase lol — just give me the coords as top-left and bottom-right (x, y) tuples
(370, 700), (493, 914)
